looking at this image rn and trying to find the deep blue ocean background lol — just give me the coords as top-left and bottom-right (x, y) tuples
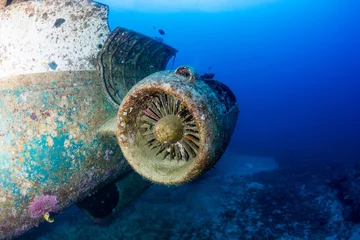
(106, 0), (360, 162)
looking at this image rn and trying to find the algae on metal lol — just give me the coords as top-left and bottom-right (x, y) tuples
(0, 1), (239, 239)
(98, 27), (178, 106)
(0, 1), (176, 238)
(0, 70), (127, 238)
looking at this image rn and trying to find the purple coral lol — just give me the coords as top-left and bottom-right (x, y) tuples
(28, 194), (58, 218)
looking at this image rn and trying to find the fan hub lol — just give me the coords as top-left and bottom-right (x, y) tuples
(153, 115), (184, 144)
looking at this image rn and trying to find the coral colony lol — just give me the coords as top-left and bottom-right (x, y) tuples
(28, 194), (58, 219)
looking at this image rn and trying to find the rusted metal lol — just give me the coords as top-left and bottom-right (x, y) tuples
(0, 70), (133, 240)
(116, 67), (239, 184)
(98, 27), (178, 107)
(0, 1), (239, 239)
(0, 1), (172, 238)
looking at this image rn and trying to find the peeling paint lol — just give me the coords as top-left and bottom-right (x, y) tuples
(0, 0), (110, 78)
(0, 71), (128, 239)
(0, 1), (235, 240)
(0, 1), (123, 238)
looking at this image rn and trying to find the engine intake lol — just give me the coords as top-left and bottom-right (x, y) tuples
(116, 68), (239, 184)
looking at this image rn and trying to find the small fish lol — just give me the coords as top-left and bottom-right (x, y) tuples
(44, 212), (54, 223)
(208, 66), (212, 70)
(158, 29), (165, 35)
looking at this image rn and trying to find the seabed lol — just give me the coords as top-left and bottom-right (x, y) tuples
(18, 150), (360, 240)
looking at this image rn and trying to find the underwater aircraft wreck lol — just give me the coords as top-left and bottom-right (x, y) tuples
(0, 0), (239, 238)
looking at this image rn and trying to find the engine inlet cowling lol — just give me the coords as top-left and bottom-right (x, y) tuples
(116, 67), (239, 184)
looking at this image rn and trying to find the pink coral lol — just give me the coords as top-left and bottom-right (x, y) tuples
(28, 194), (58, 218)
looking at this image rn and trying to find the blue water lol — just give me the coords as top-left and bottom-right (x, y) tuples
(19, 0), (360, 239)
(107, 0), (360, 161)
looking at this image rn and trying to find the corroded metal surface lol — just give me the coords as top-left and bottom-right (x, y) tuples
(0, 0), (180, 236)
(0, 1), (124, 239)
(0, 0), (110, 78)
(0, 71), (131, 239)
(98, 27), (178, 107)
(116, 67), (239, 184)
(0, 0), (239, 238)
